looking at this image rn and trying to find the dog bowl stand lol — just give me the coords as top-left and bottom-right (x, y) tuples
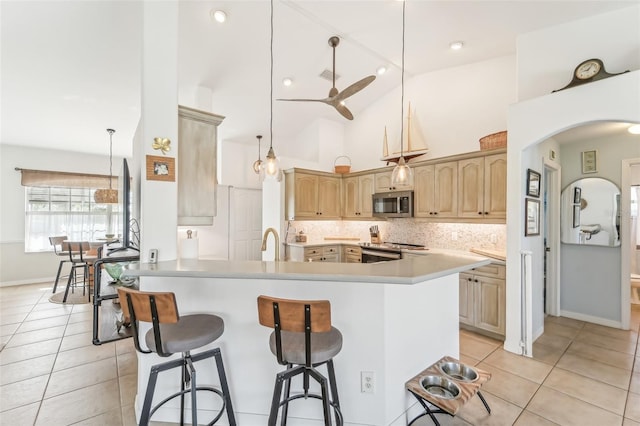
(405, 356), (491, 426)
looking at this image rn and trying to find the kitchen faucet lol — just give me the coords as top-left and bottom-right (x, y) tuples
(261, 227), (280, 261)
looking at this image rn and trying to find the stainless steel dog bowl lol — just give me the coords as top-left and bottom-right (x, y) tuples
(438, 361), (479, 383)
(420, 375), (461, 399)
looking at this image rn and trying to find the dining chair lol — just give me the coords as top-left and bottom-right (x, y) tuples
(61, 241), (97, 303)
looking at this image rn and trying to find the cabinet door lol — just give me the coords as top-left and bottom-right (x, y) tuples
(317, 176), (341, 218)
(413, 165), (435, 217)
(358, 174), (375, 218)
(294, 174), (319, 218)
(474, 275), (505, 335)
(458, 158), (484, 218)
(434, 161), (458, 218)
(375, 171), (394, 192)
(459, 273), (474, 325)
(342, 176), (359, 218)
(484, 153), (507, 219)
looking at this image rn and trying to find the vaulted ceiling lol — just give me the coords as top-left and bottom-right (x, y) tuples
(1, 1), (636, 158)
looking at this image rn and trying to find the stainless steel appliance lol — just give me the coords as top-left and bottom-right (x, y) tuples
(360, 242), (425, 263)
(372, 190), (414, 218)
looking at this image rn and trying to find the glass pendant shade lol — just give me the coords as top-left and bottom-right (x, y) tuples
(94, 128), (118, 204)
(391, 155), (413, 186)
(252, 135), (263, 174)
(260, 146), (282, 182)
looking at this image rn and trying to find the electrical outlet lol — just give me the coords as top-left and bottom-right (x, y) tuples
(451, 231), (458, 241)
(361, 371), (375, 394)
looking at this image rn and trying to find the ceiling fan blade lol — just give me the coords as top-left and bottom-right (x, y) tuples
(277, 98), (327, 103)
(334, 103), (354, 120)
(335, 75), (376, 101)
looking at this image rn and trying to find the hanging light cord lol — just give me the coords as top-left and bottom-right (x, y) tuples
(269, 0), (274, 151)
(400, 0), (405, 158)
(107, 129), (114, 189)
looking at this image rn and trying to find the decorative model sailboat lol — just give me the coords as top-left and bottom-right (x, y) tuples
(381, 102), (429, 165)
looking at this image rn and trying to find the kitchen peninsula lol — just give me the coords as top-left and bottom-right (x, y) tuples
(123, 252), (490, 425)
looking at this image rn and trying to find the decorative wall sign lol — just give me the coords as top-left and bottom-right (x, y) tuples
(526, 169), (541, 198)
(581, 150), (598, 174)
(525, 198), (540, 236)
(146, 155), (175, 182)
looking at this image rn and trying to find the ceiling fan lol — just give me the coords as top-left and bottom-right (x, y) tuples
(277, 36), (376, 120)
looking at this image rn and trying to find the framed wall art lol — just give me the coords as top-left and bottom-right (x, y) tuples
(146, 155), (175, 182)
(573, 187), (581, 204)
(526, 169), (541, 198)
(572, 205), (581, 228)
(581, 150), (598, 174)
(525, 198), (540, 236)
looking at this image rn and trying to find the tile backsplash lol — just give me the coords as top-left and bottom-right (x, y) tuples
(288, 220), (506, 251)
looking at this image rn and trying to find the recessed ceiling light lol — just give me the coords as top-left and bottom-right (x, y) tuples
(629, 124), (640, 134)
(210, 10), (227, 23)
(282, 77), (293, 87)
(449, 41), (464, 50)
(376, 66), (387, 75)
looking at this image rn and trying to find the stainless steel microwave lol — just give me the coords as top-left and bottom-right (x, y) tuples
(372, 190), (414, 218)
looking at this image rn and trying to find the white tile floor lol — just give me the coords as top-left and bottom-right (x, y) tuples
(0, 283), (639, 425)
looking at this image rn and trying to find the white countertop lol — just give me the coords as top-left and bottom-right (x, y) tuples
(124, 252), (491, 285)
(286, 239), (362, 248)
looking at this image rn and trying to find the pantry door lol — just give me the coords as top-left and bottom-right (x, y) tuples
(229, 187), (263, 260)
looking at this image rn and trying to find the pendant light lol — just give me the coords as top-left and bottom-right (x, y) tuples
(260, 0), (282, 182)
(252, 135), (263, 174)
(94, 128), (118, 204)
(391, 0), (413, 187)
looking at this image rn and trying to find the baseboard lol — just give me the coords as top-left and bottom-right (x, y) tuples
(0, 277), (53, 288)
(560, 309), (622, 329)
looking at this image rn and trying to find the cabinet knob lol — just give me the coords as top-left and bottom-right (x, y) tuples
(478, 212), (483, 215)
(468, 278), (472, 282)
(474, 279), (479, 283)
(484, 212), (489, 215)
(434, 212), (438, 215)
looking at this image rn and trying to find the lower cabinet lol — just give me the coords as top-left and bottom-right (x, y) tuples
(289, 245), (340, 262)
(342, 245), (362, 263)
(459, 263), (505, 337)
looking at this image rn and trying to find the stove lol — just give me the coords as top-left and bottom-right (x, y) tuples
(359, 242), (426, 263)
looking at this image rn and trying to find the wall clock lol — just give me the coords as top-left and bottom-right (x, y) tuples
(552, 58), (629, 92)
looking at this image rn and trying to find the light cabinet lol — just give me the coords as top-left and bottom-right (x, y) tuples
(285, 170), (341, 220)
(457, 153), (506, 219)
(289, 245), (340, 262)
(374, 170), (413, 192)
(414, 162), (458, 218)
(343, 174), (375, 218)
(342, 245), (362, 263)
(177, 105), (224, 226)
(459, 263), (505, 338)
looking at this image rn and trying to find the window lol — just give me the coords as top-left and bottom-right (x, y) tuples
(25, 186), (120, 252)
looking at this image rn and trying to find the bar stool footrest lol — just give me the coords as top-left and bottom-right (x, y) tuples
(148, 386), (227, 426)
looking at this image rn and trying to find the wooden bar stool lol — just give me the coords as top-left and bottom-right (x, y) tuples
(61, 241), (96, 303)
(48, 235), (70, 293)
(257, 295), (343, 425)
(118, 287), (236, 426)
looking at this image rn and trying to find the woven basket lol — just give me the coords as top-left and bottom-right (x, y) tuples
(334, 156), (351, 174)
(479, 131), (507, 151)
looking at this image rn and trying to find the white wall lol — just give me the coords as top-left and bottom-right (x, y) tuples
(0, 144), (122, 285)
(517, 5), (640, 102)
(345, 55), (517, 171)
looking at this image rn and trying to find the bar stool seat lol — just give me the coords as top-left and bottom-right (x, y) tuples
(258, 295), (343, 426)
(118, 287), (236, 426)
(146, 314), (224, 354)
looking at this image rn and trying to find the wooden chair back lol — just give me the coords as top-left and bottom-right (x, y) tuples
(117, 287), (179, 324)
(49, 236), (68, 255)
(61, 241), (91, 261)
(257, 295), (332, 333)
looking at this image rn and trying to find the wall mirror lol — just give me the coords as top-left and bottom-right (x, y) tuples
(561, 177), (620, 247)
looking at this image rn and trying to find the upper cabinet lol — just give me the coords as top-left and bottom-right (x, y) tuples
(285, 169), (341, 220)
(374, 170), (413, 192)
(414, 162), (458, 218)
(177, 105), (224, 226)
(284, 148), (506, 223)
(343, 173), (375, 218)
(458, 153), (506, 220)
